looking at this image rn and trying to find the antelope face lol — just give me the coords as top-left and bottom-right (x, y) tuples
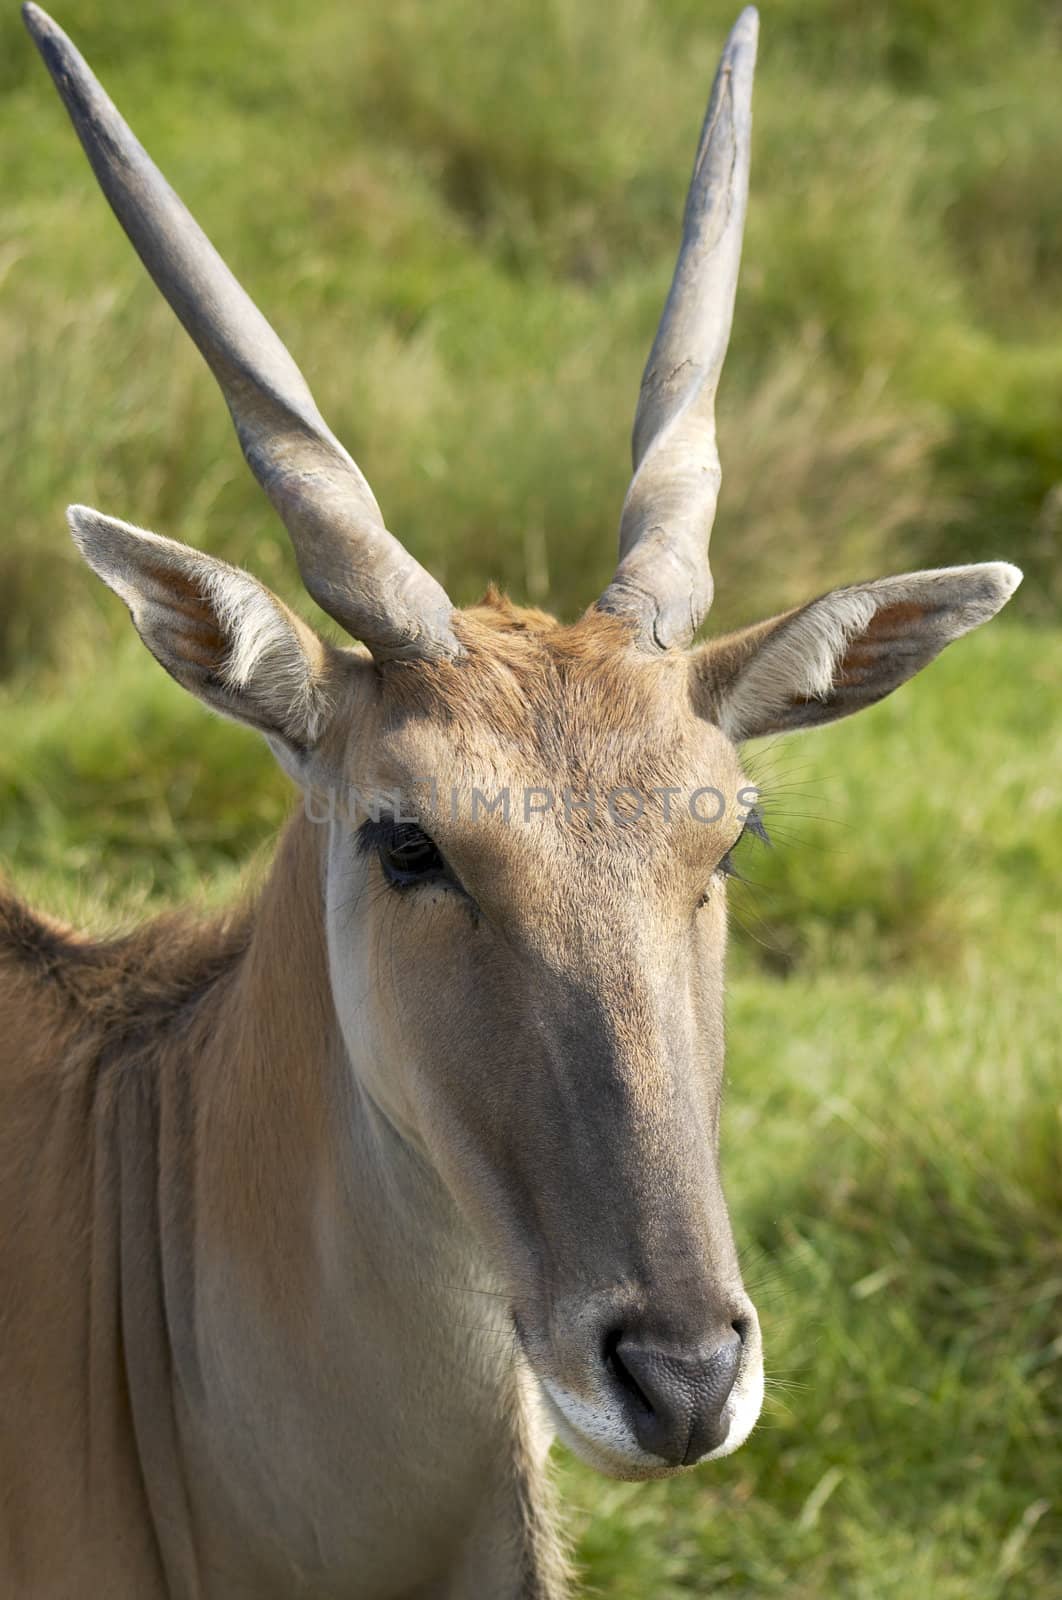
(321, 605), (764, 1477)
(30, 0), (1022, 1489)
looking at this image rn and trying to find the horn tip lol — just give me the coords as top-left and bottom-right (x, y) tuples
(22, 3), (57, 45)
(728, 7), (760, 57)
(23, 3), (76, 80)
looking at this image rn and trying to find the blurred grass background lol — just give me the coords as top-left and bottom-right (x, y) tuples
(1, 0), (1059, 1593)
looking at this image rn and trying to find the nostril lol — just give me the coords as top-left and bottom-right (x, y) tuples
(731, 1316), (750, 1346)
(601, 1328), (653, 1417)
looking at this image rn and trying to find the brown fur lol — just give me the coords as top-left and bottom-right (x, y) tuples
(380, 599), (708, 839)
(387, 596), (664, 735)
(0, 891), (251, 1040)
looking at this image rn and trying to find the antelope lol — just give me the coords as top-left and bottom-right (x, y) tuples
(3, 5), (1021, 1596)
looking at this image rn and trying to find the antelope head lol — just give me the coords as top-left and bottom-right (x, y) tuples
(26, 4), (1020, 1478)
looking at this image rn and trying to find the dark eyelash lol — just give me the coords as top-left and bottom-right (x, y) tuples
(356, 814), (416, 858)
(744, 805), (771, 846)
(718, 805), (771, 878)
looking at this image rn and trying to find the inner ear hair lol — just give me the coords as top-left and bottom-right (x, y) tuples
(68, 505), (343, 750)
(692, 563), (1023, 742)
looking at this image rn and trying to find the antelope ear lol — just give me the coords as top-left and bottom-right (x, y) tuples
(69, 505), (347, 764)
(692, 563), (1022, 741)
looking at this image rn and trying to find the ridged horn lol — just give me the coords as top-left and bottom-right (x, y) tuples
(24, 3), (460, 662)
(597, 7), (758, 651)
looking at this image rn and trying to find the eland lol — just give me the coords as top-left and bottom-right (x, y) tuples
(2, 5), (1021, 1596)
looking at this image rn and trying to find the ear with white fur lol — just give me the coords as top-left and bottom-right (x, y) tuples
(692, 563), (1022, 740)
(68, 505), (346, 762)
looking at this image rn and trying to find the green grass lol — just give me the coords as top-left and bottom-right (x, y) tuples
(2, 0), (1060, 1594)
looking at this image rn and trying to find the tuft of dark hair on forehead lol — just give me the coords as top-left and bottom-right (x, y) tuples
(382, 601), (658, 700)
(374, 594), (706, 794)
(473, 584), (562, 633)
(381, 595), (667, 714)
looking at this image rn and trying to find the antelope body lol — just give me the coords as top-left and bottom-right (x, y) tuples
(3, 7), (1020, 1597)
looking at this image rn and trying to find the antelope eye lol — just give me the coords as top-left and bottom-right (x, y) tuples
(356, 814), (471, 899)
(378, 823), (446, 887)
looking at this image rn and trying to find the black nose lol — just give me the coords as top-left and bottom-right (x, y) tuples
(603, 1324), (744, 1465)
